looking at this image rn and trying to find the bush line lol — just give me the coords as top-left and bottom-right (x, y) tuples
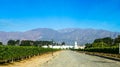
(72, 47), (119, 54)
(0, 46), (59, 63)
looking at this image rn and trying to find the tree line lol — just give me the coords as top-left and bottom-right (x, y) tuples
(85, 35), (120, 48)
(72, 35), (120, 54)
(0, 40), (65, 46)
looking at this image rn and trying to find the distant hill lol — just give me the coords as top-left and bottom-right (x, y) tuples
(0, 28), (120, 45)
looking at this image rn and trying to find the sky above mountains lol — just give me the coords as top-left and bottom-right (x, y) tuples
(0, 0), (120, 32)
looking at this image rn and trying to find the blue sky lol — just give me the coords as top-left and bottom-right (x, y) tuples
(0, 0), (120, 32)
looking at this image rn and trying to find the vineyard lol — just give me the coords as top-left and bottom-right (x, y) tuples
(77, 36), (120, 54)
(0, 46), (59, 63)
(74, 47), (119, 54)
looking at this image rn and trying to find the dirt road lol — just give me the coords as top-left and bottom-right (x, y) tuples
(40, 50), (120, 67)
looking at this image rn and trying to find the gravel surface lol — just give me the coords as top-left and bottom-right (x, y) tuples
(40, 50), (120, 67)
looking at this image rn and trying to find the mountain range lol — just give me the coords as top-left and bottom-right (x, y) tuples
(0, 28), (120, 45)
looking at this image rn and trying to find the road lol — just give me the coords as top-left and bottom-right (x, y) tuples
(40, 50), (120, 67)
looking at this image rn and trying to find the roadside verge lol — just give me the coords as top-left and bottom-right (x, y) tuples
(78, 51), (120, 62)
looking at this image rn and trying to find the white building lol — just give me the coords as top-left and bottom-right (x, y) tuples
(74, 41), (79, 49)
(42, 45), (73, 49)
(42, 41), (85, 49)
(73, 41), (85, 49)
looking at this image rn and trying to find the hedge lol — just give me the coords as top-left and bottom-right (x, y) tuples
(0, 46), (59, 63)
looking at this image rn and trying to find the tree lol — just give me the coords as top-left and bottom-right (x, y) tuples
(0, 42), (2, 45)
(20, 40), (34, 46)
(114, 35), (120, 45)
(94, 39), (102, 43)
(7, 40), (16, 46)
(85, 43), (92, 48)
(61, 42), (65, 45)
(93, 37), (113, 46)
(16, 40), (20, 46)
(102, 37), (113, 46)
(85, 36), (120, 48)
(92, 42), (108, 47)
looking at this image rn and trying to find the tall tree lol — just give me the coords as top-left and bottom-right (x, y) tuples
(16, 40), (20, 46)
(85, 43), (92, 48)
(0, 42), (2, 45)
(20, 40), (34, 46)
(7, 40), (16, 46)
(61, 42), (65, 45)
(92, 42), (108, 47)
(114, 35), (120, 45)
(102, 37), (113, 46)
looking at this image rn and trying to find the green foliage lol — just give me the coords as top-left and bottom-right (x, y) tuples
(85, 43), (92, 48)
(7, 40), (19, 46)
(0, 42), (2, 45)
(102, 37), (113, 45)
(7, 40), (60, 47)
(20, 40), (34, 46)
(0, 46), (59, 63)
(94, 39), (103, 43)
(84, 47), (119, 54)
(114, 35), (120, 45)
(92, 42), (108, 47)
(85, 35), (120, 48)
(61, 42), (65, 45)
(93, 37), (113, 46)
(20, 40), (53, 46)
(82, 35), (120, 54)
(74, 47), (119, 54)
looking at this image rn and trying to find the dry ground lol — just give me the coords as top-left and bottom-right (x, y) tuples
(41, 50), (120, 67)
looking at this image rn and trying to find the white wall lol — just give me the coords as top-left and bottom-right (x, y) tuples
(42, 45), (74, 49)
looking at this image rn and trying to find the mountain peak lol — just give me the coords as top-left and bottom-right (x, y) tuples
(0, 28), (120, 45)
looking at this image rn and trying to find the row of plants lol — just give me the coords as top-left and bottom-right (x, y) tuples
(85, 47), (119, 54)
(73, 46), (119, 54)
(0, 46), (59, 63)
(74, 35), (120, 54)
